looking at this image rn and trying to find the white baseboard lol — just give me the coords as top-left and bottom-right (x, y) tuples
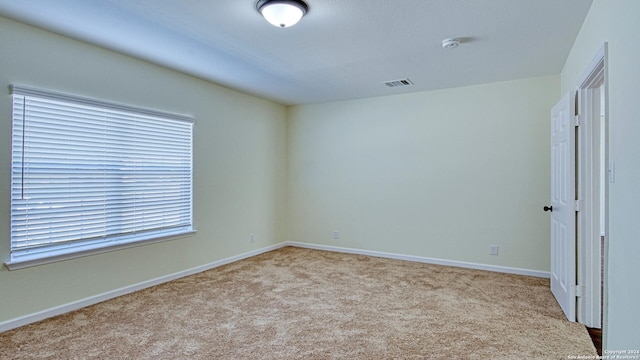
(286, 242), (550, 279)
(0, 242), (287, 333)
(1, 241), (548, 333)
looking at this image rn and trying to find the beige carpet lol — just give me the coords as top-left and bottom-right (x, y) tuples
(0, 247), (596, 359)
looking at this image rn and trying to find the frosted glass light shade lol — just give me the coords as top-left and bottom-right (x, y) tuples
(257, 0), (308, 28)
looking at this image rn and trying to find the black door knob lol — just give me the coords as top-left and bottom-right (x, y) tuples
(543, 206), (553, 212)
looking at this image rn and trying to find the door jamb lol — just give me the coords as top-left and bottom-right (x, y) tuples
(575, 43), (607, 329)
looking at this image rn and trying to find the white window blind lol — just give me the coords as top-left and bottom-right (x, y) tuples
(7, 85), (194, 269)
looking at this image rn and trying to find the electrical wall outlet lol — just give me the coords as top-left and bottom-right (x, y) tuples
(489, 245), (499, 256)
(250, 233), (255, 243)
(332, 231), (340, 240)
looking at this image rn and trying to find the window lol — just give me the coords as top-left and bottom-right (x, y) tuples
(6, 85), (194, 270)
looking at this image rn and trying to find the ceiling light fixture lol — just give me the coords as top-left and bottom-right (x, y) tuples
(256, 0), (308, 28)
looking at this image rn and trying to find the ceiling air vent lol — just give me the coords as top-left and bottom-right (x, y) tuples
(383, 78), (414, 88)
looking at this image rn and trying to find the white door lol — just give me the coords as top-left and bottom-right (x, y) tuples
(549, 92), (576, 321)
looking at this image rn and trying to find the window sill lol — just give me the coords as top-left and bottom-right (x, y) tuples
(4, 230), (196, 271)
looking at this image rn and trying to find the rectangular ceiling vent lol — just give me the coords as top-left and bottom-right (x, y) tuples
(383, 78), (414, 88)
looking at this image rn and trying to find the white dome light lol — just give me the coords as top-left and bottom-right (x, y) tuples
(257, 0), (308, 28)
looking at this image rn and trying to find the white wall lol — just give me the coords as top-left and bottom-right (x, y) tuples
(288, 76), (559, 272)
(0, 16), (287, 324)
(560, 0), (640, 350)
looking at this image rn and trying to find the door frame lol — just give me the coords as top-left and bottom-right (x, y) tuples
(575, 44), (608, 329)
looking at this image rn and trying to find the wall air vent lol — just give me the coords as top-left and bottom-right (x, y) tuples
(383, 78), (414, 88)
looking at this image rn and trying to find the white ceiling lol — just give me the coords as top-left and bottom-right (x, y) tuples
(0, 0), (593, 105)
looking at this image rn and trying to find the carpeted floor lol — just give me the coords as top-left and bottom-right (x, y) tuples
(0, 247), (596, 359)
